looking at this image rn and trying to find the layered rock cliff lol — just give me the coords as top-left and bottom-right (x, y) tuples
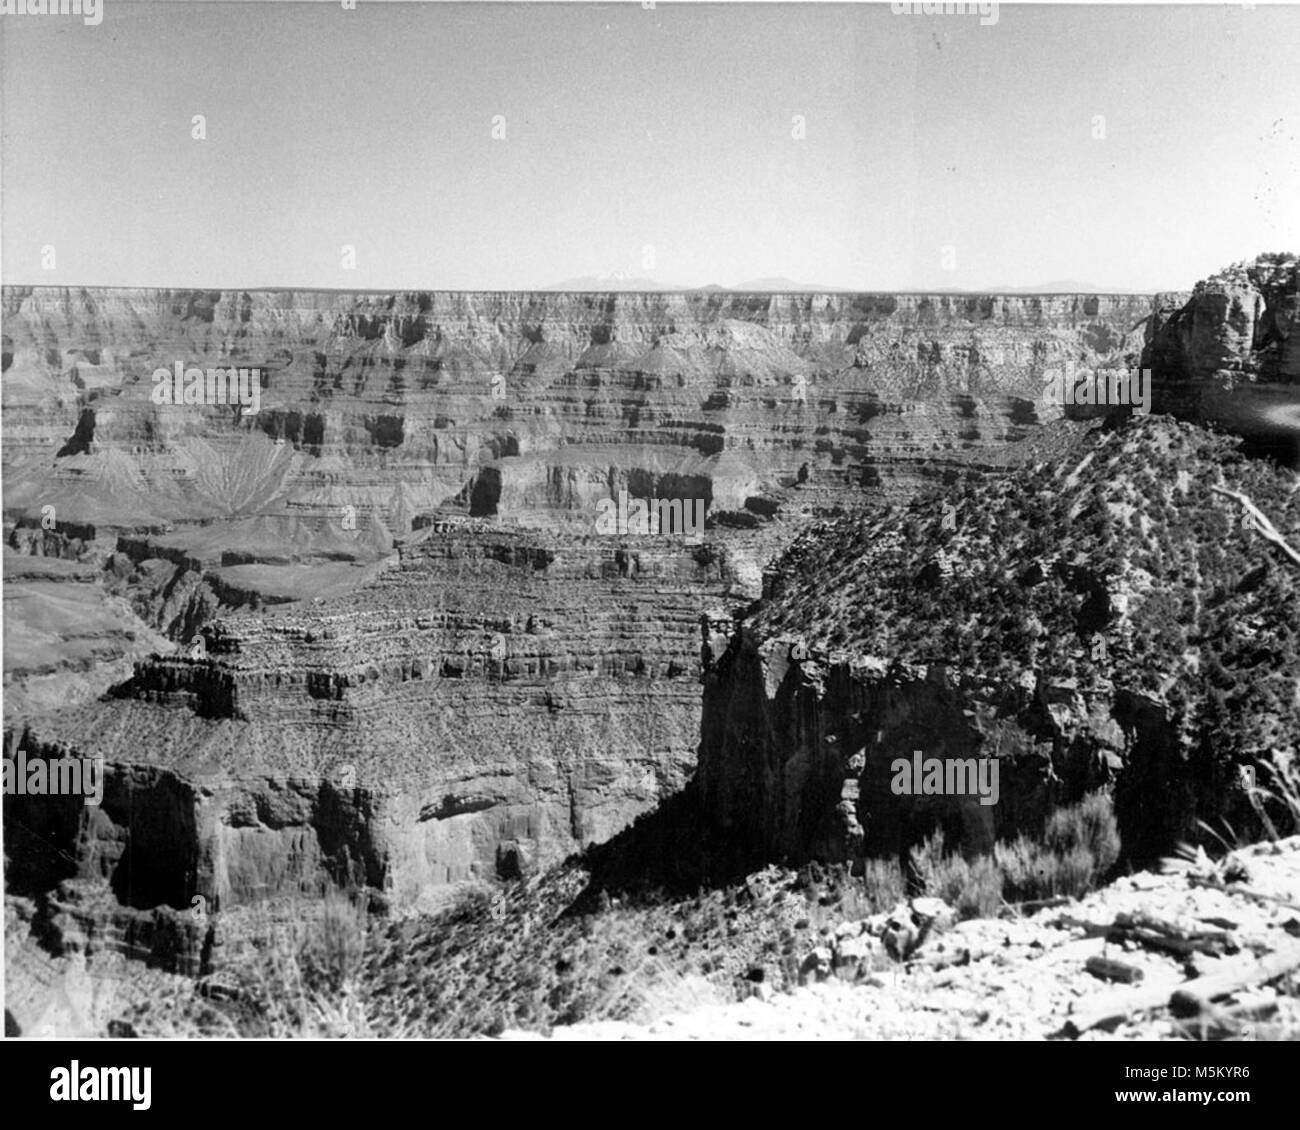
(4, 284), (1173, 941)
(8, 520), (749, 922)
(3, 286), (1160, 532)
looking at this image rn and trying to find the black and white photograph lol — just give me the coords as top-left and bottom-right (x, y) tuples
(1, 0), (1298, 1084)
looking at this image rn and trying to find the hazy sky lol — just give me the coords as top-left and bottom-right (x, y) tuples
(2, 1), (1297, 291)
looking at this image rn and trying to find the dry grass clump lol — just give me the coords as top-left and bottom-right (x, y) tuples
(1248, 749), (1300, 840)
(909, 830), (1004, 919)
(908, 791), (1121, 916)
(186, 891), (389, 1038)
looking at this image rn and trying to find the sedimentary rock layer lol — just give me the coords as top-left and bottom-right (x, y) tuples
(3, 286), (1161, 530)
(8, 519), (750, 912)
(3, 284), (1166, 919)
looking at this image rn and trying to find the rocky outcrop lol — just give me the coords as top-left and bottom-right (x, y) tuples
(1145, 253), (1299, 452)
(697, 417), (1300, 868)
(697, 631), (1147, 867)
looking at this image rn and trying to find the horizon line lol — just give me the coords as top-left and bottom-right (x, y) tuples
(0, 282), (1171, 296)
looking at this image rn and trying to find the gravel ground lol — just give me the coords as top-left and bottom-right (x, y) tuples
(502, 837), (1300, 1041)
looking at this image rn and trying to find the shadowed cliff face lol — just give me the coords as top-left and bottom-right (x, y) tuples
(696, 637), (1007, 865)
(3, 285), (1168, 930)
(697, 630), (1194, 871)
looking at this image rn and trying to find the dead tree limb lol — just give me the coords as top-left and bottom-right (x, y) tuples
(1167, 943), (1300, 1017)
(1086, 956), (1145, 984)
(1211, 486), (1300, 567)
(1066, 941), (1300, 1036)
(1187, 874), (1300, 913)
(1109, 912), (1238, 956)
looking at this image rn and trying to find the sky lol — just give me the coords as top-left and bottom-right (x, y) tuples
(1, 1), (1297, 292)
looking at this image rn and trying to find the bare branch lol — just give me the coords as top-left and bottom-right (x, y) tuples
(1211, 486), (1300, 567)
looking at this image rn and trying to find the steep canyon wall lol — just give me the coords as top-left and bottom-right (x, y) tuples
(4, 284), (1171, 941)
